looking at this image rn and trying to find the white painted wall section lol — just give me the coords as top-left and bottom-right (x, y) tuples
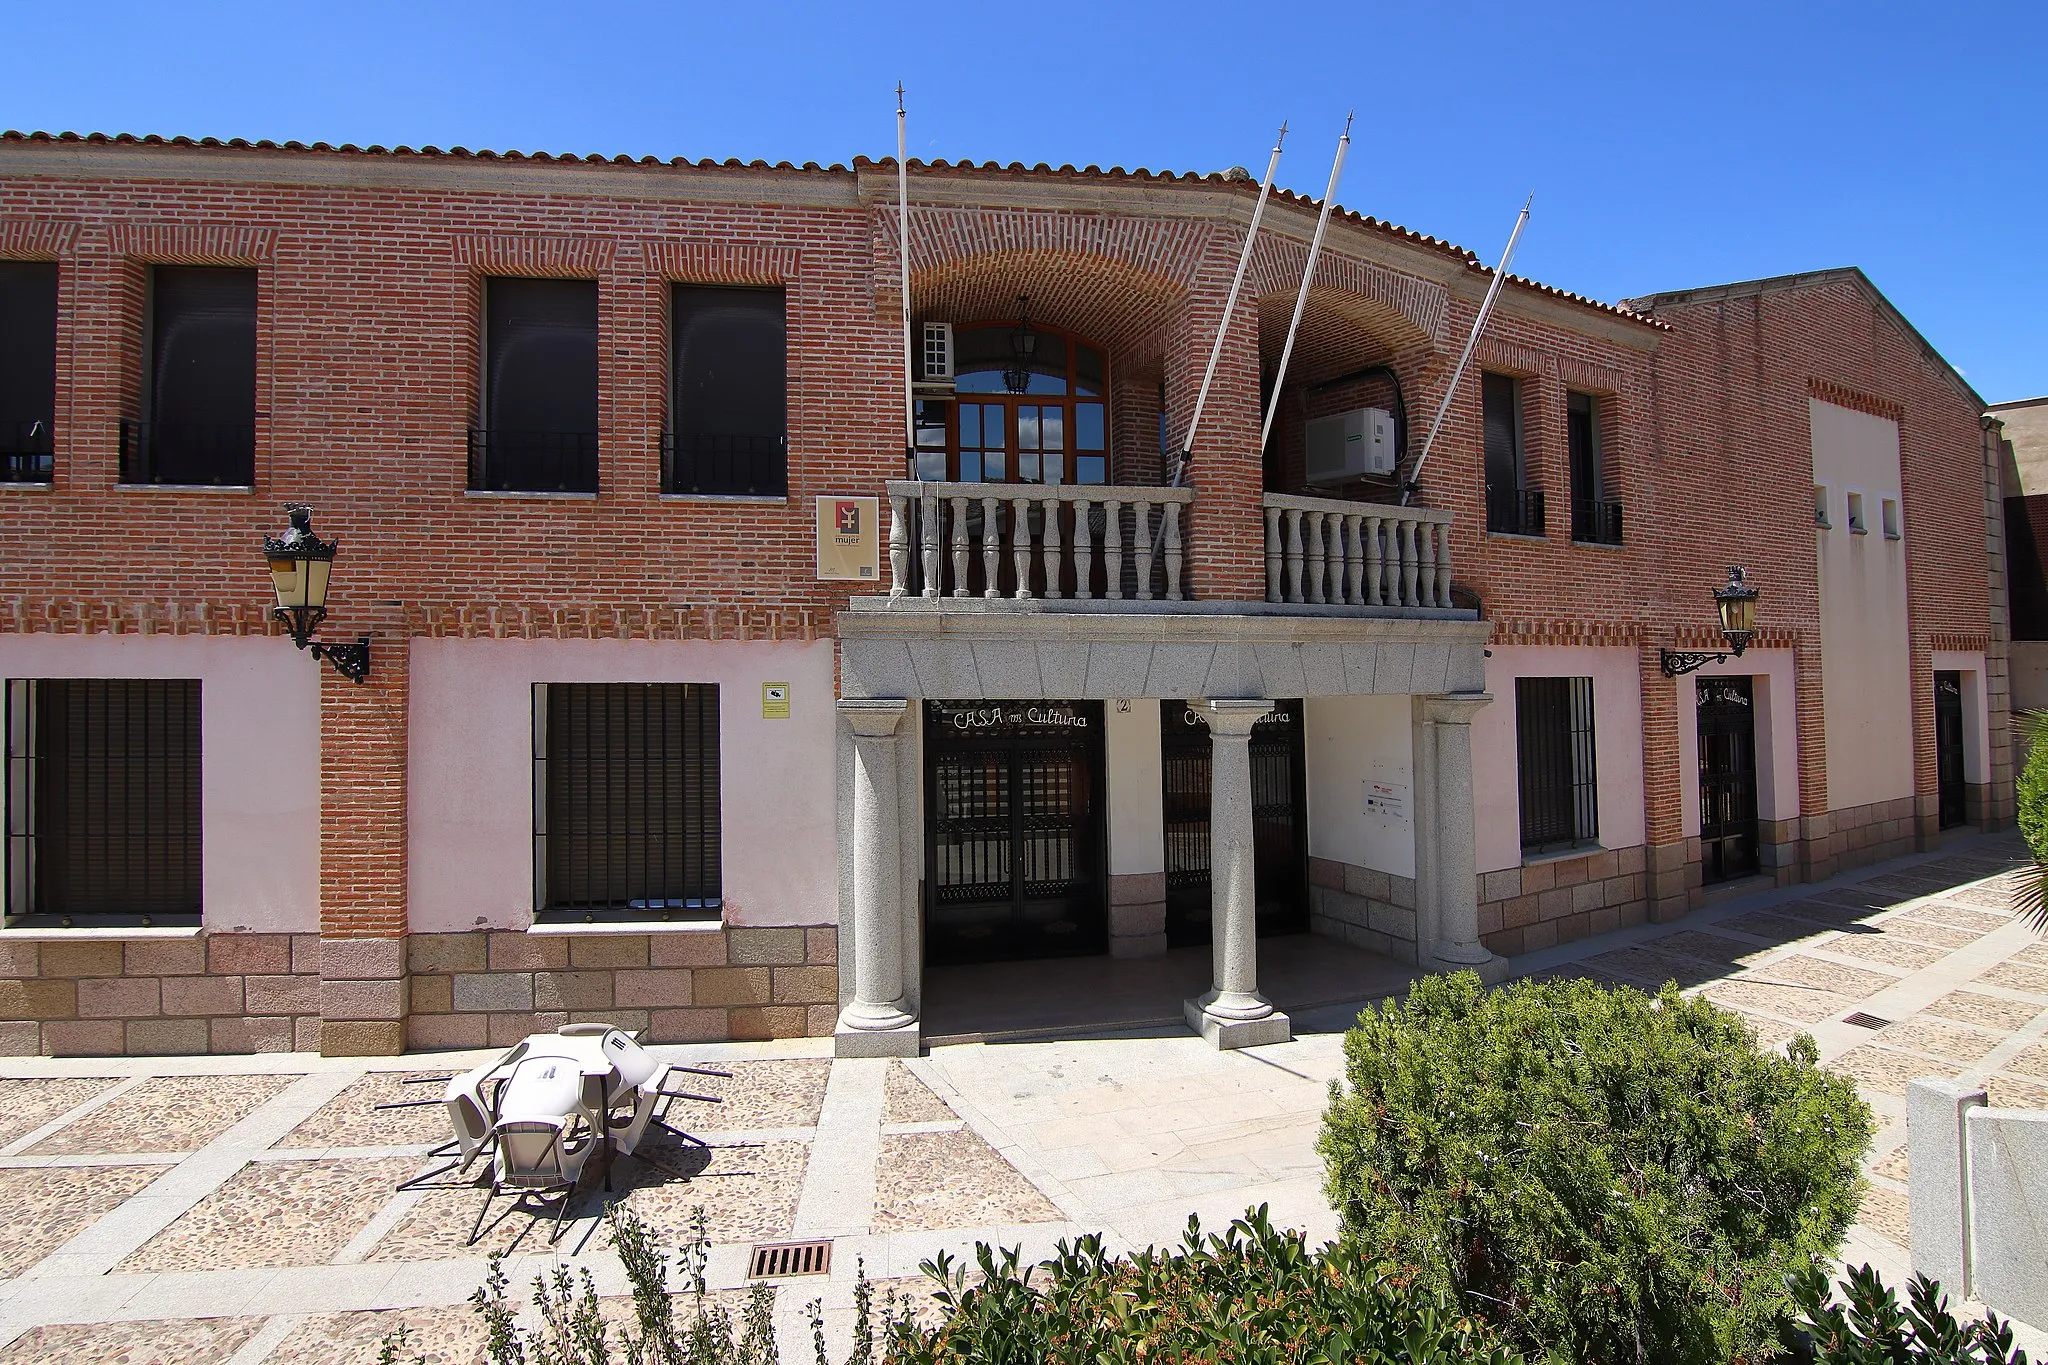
(1812, 397), (1914, 808)
(1475, 647), (1646, 873)
(1302, 693), (1414, 880)
(1104, 699), (1164, 875)
(408, 637), (838, 933)
(0, 632), (320, 931)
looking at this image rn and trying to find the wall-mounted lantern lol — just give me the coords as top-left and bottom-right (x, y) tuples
(1661, 566), (1760, 677)
(262, 503), (371, 683)
(1002, 294), (1036, 395)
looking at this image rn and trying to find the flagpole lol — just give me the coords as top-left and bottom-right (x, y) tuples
(897, 83), (916, 477)
(1401, 194), (1531, 505)
(1172, 120), (1286, 488)
(1259, 112), (1351, 457)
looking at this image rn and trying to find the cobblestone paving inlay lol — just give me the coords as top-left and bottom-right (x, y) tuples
(0, 1077), (121, 1149)
(0, 1316), (263, 1364)
(274, 1305), (487, 1365)
(873, 1128), (1063, 1233)
(0, 1163), (169, 1277)
(26, 1073), (293, 1156)
(883, 1063), (959, 1125)
(282, 1071), (452, 1148)
(120, 1156), (419, 1271)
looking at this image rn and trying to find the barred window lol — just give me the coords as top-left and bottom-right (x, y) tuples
(533, 683), (721, 920)
(4, 678), (202, 923)
(1515, 676), (1598, 853)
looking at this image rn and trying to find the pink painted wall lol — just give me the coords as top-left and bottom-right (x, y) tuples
(407, 637), (838, 932)
(1676, 649), (1801, 837)
(0, 633), (320, 931)
(1476, 646), (1648, 874)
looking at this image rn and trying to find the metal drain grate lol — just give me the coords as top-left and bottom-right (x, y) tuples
(1843, 1012), (1891, 1030)
(748, 1239), (832, 1279)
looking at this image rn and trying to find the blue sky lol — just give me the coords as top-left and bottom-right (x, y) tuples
(6, 0), (2042, 402)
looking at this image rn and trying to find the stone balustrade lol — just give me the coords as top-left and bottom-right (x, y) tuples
(1262, 493), (1455, 610)
(887, 481), (1193, 602)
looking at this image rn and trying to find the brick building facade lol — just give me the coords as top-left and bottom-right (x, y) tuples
(0, 131), (2008, 1056)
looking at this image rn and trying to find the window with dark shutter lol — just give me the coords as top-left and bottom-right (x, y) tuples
(533, 683), (721, 920)
(1483, 372), (1538, 534)
(472, 277), (600, 492)
(0, 261), (58, 483)
(666, 285), (787, 495)
(3, 678), (203, 923)
(124, 265), (256, 485)
(1515, 676), (1598, 853)
(1568, 391), (1622, 544)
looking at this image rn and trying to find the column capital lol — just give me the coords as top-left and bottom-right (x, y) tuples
(838, 697), (911, 738)
(1422, 692), (1492, 726)
(1198, 698), (1274, 737)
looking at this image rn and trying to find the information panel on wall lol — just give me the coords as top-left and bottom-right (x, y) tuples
(815, 496), (879, 581)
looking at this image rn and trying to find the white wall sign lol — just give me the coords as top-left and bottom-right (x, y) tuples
(1365, 780), (1409, 824)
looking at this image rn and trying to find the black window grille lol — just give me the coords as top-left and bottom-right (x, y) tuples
(534, 683), (721, 919)
(127, 265), (257, 486)
(1516, 675), (1599, 853)
(0, 261), (58, 483)
(4, 678), (202, 923)
(476, 277), (600, 492)
(667, 285), (787, 496)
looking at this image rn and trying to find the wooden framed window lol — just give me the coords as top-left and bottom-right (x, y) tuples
(533, 683), (721, 920)
(4, 678), (202, 923)
(925, 321), (1110, 485)
(1516, 676), (1599, 854)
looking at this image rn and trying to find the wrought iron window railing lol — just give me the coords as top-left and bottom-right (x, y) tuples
(118, 420), (254, 487)
(0, 419), (54, 483)
(661, 432), (787, 497)
(1572, 498), (1625, 546)
(467, 428), (599, 494)
(1486, 486), (1545, 537)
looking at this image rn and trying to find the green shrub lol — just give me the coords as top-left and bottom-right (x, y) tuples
(2017, 711), (2048, 864)
(886, 1206), (1555, 1364)
(1787, 1260), (2033, 1364)
(1319, 972), (1872, 1365)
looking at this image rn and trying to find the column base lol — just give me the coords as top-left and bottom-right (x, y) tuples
(834, 1019), (921, 1058)
(1429, 950), (1509, 985)
(1183, 997), (1292, 1050)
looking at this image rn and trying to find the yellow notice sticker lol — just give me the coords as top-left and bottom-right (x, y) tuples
(815, 496), (879, 580)
(761, 683), (791, 719)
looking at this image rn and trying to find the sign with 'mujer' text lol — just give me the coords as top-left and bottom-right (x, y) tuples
(816, 496), (879, 581)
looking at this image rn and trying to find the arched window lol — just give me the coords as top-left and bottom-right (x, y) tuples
(913, 321), (1110, 485)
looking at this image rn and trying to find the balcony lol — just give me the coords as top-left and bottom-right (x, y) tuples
(1572, 498), (1624, 546)
(887, 481), (1192, 600)
(1263, 494), (1455, 610)
(118, 420), (253, 487)
(468, 429), (598, 494)
(0, 419), (54, 484)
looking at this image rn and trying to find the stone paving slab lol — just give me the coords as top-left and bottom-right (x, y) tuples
(0, 1079), (121, 1151)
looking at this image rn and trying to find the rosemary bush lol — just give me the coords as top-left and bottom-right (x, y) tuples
(1319, 972), (1873, 1365)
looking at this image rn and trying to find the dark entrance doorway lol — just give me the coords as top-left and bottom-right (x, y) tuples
(1935, 671), (1967, 829)
(923, 701), (1106, 965)
(1697, 677), (1761, 884)
(1160, 700), (1309, 948)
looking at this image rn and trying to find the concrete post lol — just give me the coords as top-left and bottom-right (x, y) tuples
(1908, 1076), (1984, 1299)
(1184, 698), (1290, 1049)
(1423, 694), (1507, 982)
(835, 699), (919, 1057)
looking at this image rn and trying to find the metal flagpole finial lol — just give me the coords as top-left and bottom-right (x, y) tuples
(897, 82), (905, 114)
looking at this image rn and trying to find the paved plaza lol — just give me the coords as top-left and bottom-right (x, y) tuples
(0, 832), (2043, 1361)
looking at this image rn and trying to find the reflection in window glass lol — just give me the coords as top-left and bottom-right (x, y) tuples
(1076, 403), (1105, 451)
(1018, 407), (1039, 451)
(1076, 345), (1105, 396)
(1041, 407), (1064, 451)
(1077, 455), (1107, 484)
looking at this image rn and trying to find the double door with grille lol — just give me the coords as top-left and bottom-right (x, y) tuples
(1160, 700), (1309, 948)
(923, 701), (1106, 965)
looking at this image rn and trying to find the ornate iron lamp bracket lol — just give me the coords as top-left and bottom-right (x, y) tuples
(1660, 648), (1730, 678)
(307, 635), (373, 684)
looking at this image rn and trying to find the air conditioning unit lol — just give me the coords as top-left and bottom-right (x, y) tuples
(1306, 406), (1395, 483)
(920, 322), (954, 382)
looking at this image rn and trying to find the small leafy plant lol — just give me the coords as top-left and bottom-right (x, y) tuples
(1787, 1260), (2033, 1364)
(1320, 971), (1873, 1365)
